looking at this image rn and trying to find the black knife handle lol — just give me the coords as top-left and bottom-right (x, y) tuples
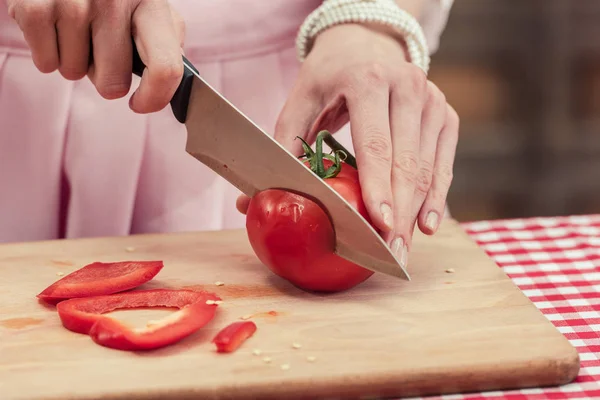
(131, 42), (198, 124)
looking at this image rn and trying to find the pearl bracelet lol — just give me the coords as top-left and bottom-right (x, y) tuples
(296, 0), (430, 74)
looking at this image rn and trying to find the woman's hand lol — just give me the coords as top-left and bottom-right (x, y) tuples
(6, 0), (185, 113)
(239, 23), (459, 268)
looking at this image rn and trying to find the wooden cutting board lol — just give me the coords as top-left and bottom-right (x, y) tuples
(0, 219), (579, 400)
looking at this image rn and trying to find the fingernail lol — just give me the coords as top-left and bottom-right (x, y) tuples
(391, 237), (408, 267)
(426, 211), (439, 231)
(401, 244), (408, 269)
(380, 203), (393, 230)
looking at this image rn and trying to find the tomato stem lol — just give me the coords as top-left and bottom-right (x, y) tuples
(296, 131), (357, 179)
(321, 131), (357, 170)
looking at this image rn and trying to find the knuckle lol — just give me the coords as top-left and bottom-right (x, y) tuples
(416, 163), (434, 194)
(150, 59), (184, 85)
(18, 0), (54, 25)
(57, 0), (90, 23)
(363, 135), (392, 162)
(393, 151), (419, 181)
(401, 65), (427, 97)
(426, 82), (446, 109)
(362, 62), (388, 86)
(435, 163), (454, 186)
(340, 62), (389, 93)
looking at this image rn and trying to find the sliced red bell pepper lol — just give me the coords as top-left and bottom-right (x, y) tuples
(212, 321), (257, 353)
(56, 289), (220, 351)
(38, 261), (163, 304)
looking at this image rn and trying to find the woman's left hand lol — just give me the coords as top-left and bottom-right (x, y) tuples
(237, 23), (459, 268)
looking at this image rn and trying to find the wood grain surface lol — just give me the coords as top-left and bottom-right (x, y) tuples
(0, 219), (580, 400)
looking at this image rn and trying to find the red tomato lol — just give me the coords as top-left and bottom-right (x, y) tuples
(245, 161), (375, 292)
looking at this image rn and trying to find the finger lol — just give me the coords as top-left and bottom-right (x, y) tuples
(88, 1), (132, 99)
(389, 67), (427, 266)
(130, 0), (183, 113)
(412, 82), (447, 235)
(273, 83), (321, 157)
(9, 0), (59, 73)
(236, 195), (251, 215)
(346, 84), (394, 235)
(419, 104), (459, 231)
(56, 0), (91, 80)
(169, 6), (186, 48)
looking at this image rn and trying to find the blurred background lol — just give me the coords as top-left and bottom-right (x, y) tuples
(429, 0), (600, 222)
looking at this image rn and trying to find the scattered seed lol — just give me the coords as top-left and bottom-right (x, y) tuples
(306, 356), (317, 362)
(280, 363), (290, 371)
(445, 268), (455, 273)
(240, 314), (253, 320)
(206, 300), (216, 305)
(125, 247), (135, 252)
(215, 281), (225, 286)
(263, 356), (272, 363)
(252, 349), (262, 356)
(56, 272), (65, 276)
(292, 342), (302, 349)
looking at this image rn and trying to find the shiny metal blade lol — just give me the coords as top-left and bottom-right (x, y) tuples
(181, 63), (409, 280)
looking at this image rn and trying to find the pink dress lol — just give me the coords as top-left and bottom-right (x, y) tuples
(0, 0), (453, 243)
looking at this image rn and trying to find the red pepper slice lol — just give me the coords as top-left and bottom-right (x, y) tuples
(212, 321), (257, 353)
(56, 289), (220, 351)
(38, 261), (164, 304)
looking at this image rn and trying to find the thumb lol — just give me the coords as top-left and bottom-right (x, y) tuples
(236, 194), (251, 215)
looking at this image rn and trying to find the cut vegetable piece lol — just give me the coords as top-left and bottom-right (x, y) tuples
(37, 261), (163, 303)
(212, 321), (257, 353)
(56, 289), (220, 351)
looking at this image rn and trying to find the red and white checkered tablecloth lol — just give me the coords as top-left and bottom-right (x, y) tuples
(413, 214), (600, 400)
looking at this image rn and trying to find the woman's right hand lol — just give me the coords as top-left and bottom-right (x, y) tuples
(6, 0), (185, 113)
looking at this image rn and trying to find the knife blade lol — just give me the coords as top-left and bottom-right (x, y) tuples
(131, 48), (409, 281)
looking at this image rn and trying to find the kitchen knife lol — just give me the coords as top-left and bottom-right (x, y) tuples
(131, 48), (410, 281)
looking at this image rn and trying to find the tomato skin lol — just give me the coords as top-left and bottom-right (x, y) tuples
(246, 163), (375, 292)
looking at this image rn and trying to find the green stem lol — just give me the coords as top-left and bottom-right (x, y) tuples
(322, 131), (357, 169)
(295, 130), (357, 179)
